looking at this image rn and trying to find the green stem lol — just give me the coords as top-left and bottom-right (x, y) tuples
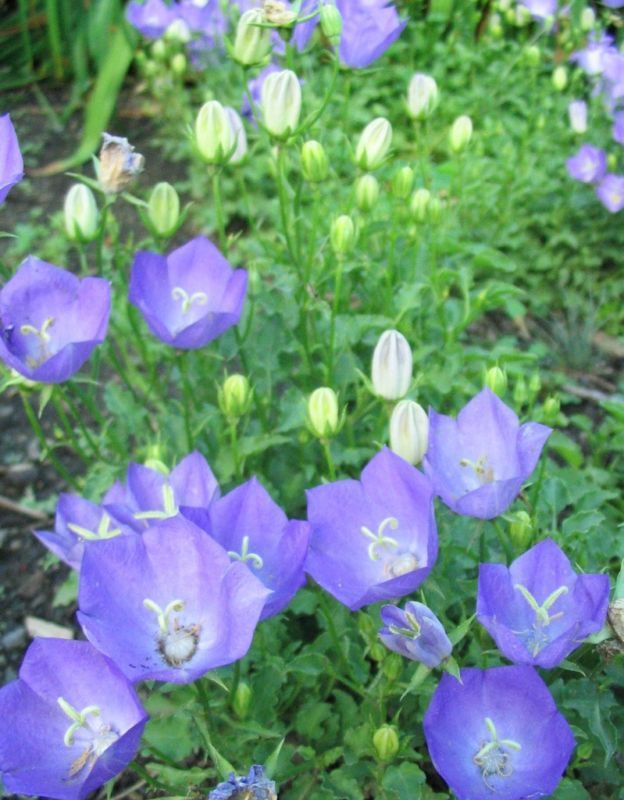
(50, 392), (90, 464)
(321, 438), (336, 482)
(20, 392), (79, 490)
(229, 418), (242, 480)
(179, 352), (195, 451)
(212, 169), (227, 251)
(326, 255), (344, 383)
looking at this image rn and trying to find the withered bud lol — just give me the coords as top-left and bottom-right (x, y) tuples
(98, 133), (145, 195)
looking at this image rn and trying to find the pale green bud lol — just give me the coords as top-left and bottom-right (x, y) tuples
(392, 166), (414, 199)
(232, 682), (252, 720)
(233, 9), (272, 66)
(195, 100), (235, 165)
(165, 18), (191, 43)
(608, 152), (618, 171)
(515, 5), (531, 24)
(523, 44), (541, 67)
(261, 69), (302, 139)
(171, 52), (187, 76)
(513, 375), (528, 407)
(509, 510), (533, 551)
(497, 0), (511, 10)
(389, 399), (428, 465)
(355, 117), (392, 171)
(219, 374), (253, 419)
(301, 140), (329, 183)
(152, 39), (167, 60)
(410, 187), (431, 222)
(371, 330), (412, 401)
(382, 653), (403, 681)
(449, 115), (473, 153)
(307, 387), (340, 439)
(580, 7), (595, 32)
(373, 725), (399, 762)
(407, 73), (439, 120)
(330, 214), (356, 256)
(147, 182), (180, 238)
(355, 174), (380, 212)
(319, 3), (342, 43)
(552, 65), (568, 91)
(427, 194), (442, 222)
(485, 366), (507, 397)
(489, 12), (503, 37)
(542, 396), (560, 425)
(528, 371), (541, 397)
(64, 184), (99, 242)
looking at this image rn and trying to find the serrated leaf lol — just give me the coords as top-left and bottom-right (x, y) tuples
(381, 762), (425, 800)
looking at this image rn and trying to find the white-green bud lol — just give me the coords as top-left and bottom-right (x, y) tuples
(449, 115), (473, 153)
(147, 182), (180, 238)
(233, 9), (272, 66)
(171, 52), (187, 76)
(484, 366), (507, 397)
(355, 117), (392, 171)
(151, 39), (167, 60)
(261, 69), (301, 139)
(523, 44), (541, 67)
(219, 374), (253, 419)
(195, 100), (235, 165)
(330, 214), (356, 256)
(542, 396), (560, 425)
(407, 73), (439, 120)
(371, 330), (412, 401)
(427, 194), (443, 222)
(165, 18), (191, 43)
(355, 174), (380, 212)
(489, 12), (503, 38)
(580, 7), (595, 32)
(307, 387), (340, 439)
(410, 187), (431, 222)
(232, 682), (252, 720)
(392, 166), (414, 199)
(64, 184), (99, 242)
(513, 375), (528, 407)
(225, 107), (248, 164)
(373, 725), (399, 762)
(552, 65), (568, 91)
(319, 3), (342, 43)
(509, 510), (533, 551)
(389, 399), (429, 465)
(301, 140), (329, 182)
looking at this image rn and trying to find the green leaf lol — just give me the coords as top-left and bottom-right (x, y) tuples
(264, 737), (285, 778)
(381, 762), (426, 800)
(52, 571), (79, 608)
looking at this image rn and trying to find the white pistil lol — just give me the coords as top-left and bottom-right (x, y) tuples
(514, 583), (568, 626)
(473, 717), (521, 790)
(459, 454), (495, 484)
(20, 316), (55, 367)
(67, 511), (122, 542)
(143, 597), (201, 667)
(171, 287), (208, 315)
(134, 483), (179, 521)
(143, 598), (186, 635)
(57, 697), (102, 747)
(228, 535), (264, 569)
(361, 517), (399, 561)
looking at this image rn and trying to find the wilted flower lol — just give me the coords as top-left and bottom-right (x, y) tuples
(407, 73), (439, 120)
(596, 173), (624, 212)
(355, 117), (392, 171)
(379, 601), (451, 667)
(98, 133), (144, 194)
(568, 100), (587, 134)
(0, 256), (111, 383)
(129, 236), (247, 349)
(0, 113), (24, 205)
(371, 329), (412, 401)
(0, 638), (147, 800)
(261, 69), (302, 138)
(423, 666), (574, 800)
(64, 184), (99, 242)
(389, 399), (428, 465)
(306, 448), (438, 610)
(477, 538), (610, 667)
(209, 765), (277, 800)
(566, 144), (607, 184)
(77, 517), (269, 683)
(423, 388), (551, 519)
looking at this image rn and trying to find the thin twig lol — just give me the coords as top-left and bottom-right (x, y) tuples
(0, 495), (50, 521)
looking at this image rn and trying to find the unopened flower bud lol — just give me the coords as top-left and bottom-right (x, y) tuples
(523, 44), (541, 67)
(232, 681), (252, 720)
(449, 115), (473, 153)
(261, 69), (301, 139)
(513, 376), (527, 407)
(355, 174), (379, 212)
(166, 18), (191, 43)
(528, 371), (541, 397)
(371, 330), (412, 401)
(225, 107), (248, 164)
(355, 117), (392, 171)
(301, 140), (329, 182)
(410, 187), (431, 222)
(147, 182), (180, 238)
(307, 387), (340, 439)
(152, 39), (167, 60)
(382, 652), (403, 681)
(379, 601), (452, 667)
(233, 8), (272, 66)
(389, 400), (428, 465)
(373, 725), (399, 762)
(330, 214), (356, 256)
(98, 133), (144, 194)
(489, 12), (503, 37)
(542, 396), (560, 425)
(407, 73), (439, 120)
(64, 184), (98, 242)
(320, 3), (342, 43)
(427, 194), (443, 222)
(568, 100), (588, 135)
(219, 374), (253, 419)
(392, 166), (414, 199)
(580, 7), (595, 31)
(484, 366), (507, 397)
(509, 510), (533, 551)
(552, 65), (568, 91)
(195, 100), (235, 165)
(171, 52), (187, 76)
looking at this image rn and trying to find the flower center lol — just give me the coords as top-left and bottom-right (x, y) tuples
(473, 717), (521, 791)
(513, 583), (568, 657)
(57, 696), (119, 779)
(459, 454), (495, 484)
(171, 287), (208, 316)
(133, 483), (179, 523)
(143, 597), (201, 667)
(361, 517), (400, 561)
(228, 535), (264, 569)
(67, 511), (122, 542)
(388, 609), (421, 640)
(20, 316), (56, 368)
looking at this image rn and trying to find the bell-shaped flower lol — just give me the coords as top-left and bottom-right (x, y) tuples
(306, 448), (437, 610)
(209, 765), (277, 800)
(379, 601), (451, 668)
(0, 256), (111, 383)
(0, 113), (24, 205)
(596, 173), (624, 213)
(103, 450), (219, 532)
(126, 0), (176, 38)
(566, 144), (607, 184)
(423, 387), (551, 520)
(129, 236), (247, 349)
(0, 638), (147, 800)
(423, 665), (574, 800)
(477, 538), (609, 668)
(77, 517), (269, 683)
(206, 477), (310, 620)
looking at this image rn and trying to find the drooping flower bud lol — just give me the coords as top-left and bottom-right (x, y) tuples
(568, 100), (588, 135)
(355, 117), (392, 171)
(301, 140), (329, 183)
(373, 725), (399, 762)
(147, 182), (180, 238)
(64, 184), (99, 242)
(552, 65), (568, 91)
(195, 100), (235, 165)
(330, 214), (356, 256)
(484, 365), (507, 397)
(355, 173), (380, 212)
(371, 330), (412, 401)
(410, 187), (431, 222)
(320, 3), (342, 43)
(233, 8), (272, 66)
(261, 69), (302, 139)
(449, 115), (473, 153)
(389, 399), (428, 465)
(407, 73), (439, 120)
(219, 373), (253, 419)
(307, 387), (340, 439)
(391, 165), (414, 199)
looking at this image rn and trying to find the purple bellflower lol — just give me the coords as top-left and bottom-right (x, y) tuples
(571, 32), (615, 76)
(206, 477), (310, 620)
(520, 0), (557, 20)
(0, 638), (147, 800)
(423, 665), (574, 800)
(477, 538), (610, 668)
(613, 110), (624, 144)
(306, 448), (438, 611)
(566, 144), (607, 184)
(77, 517), (269, 683)
(0, 113), (24, 205)
(379, 601), (452, 668)
(0, 256), (110, 383)
(423, 388), (551, 520)
(209, 765), (277, 800)
(596, 173), (624, 212)
(126, 0), (176, 38)
(129, 236), (247, 349)
(103, 450), (219, 532)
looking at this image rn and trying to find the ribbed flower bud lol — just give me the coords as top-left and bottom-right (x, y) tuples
(407, 73), (439, 120)
(371, 330), (412, 401)
(580, 7), (595, 31)
(261, 69), (302, 139)
(225, 107), (248, 164)
(301, 140), (329, 182)
(552, 65), (568, 91)
(373, 725), (399, 762)
(449, 115), (473, 153)
(219, 374), (253, 419)
(509, 510), (533, 551)
(330, 214), (356, 256)
(320, 3), (342, 43)
(355, 174), (379, 212)
(307, 387), (340, 439)
(484, 366), (507, 397)
(147, 182), (180, 238)
(171, 53), (187, 76)
(232, 681), (252, 720)
(542, 396), (560, 425)
(355, 117), (392, 171)
(389, 399), (428, 465)
(513, 375), (528, 407)
(64, 184), (99, 242)
(568, 100), (587, 135)
(410, 187), (431, 222)
(392, 166), (414, 199)
(233, 8), (272, 66)
(195, 100), (235, 165)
